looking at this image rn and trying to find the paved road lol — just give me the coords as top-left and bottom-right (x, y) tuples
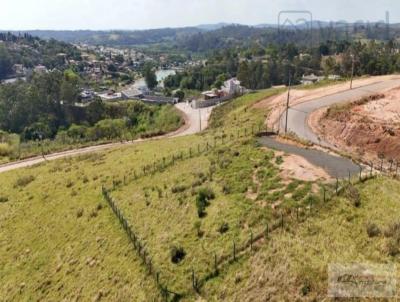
(280, 78), (400, 147)
(258, 137), (360, 178)
(0, 104), (214, 174)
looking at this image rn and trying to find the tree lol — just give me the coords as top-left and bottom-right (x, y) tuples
(0, 45), (12, 80)
(174, 90), (185, 102)
(143, 63), (158, 90)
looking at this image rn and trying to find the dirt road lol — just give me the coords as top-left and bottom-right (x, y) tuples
(0, 103), (214, 174)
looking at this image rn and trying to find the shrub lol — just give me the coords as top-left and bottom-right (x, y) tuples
(275, 156), (284, 165)
(386, 240), (400, 256)
(171, 184), (187, 194)
(0, 196), (9, 203)
(170, 245), (186, 264)
(76, 209), (84, 218)
(0, 143), (12, 157)
(366, 223), (381, 237)
(14, 175), (35, 188)
(196, 187), (215, 218)
(218, 222), (229, 234)
(194, 221), (203, 238)
(346, 185), (361, 207)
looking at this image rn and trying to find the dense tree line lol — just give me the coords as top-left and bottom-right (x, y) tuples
(0, 71), (181, 142)
(164, 39), (400, 92)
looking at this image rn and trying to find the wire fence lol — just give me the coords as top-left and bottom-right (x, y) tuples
(101, 124), (399, 299)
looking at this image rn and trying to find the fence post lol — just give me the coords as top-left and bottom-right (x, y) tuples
(250, 230), (253, 251)
(265, 223), (269, 239)
(359, 166), (362, 181)
(281, 213), (284, 229)
(323, 186), (326, 202)
(370, 163), (373, 177)
(336, 178), (339, 195)
(214, 253), (218, 275)
(191, 269), (196, 291)
(380, 158), (384, 172)
(348, 170), (351, 184)
(233, 241), (236, 261)
(197, 144), (200, 154)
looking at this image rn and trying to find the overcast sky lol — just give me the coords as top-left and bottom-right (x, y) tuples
(0, 0), (398, 30)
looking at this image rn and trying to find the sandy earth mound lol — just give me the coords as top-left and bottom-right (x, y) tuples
(254, 75), (400, 131)
(310, 91), (400, 163)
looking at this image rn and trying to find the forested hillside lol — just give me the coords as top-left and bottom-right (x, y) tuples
(0, 32), (82, 80)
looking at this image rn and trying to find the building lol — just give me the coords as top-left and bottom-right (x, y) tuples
(140, 95), (178, 105)
(301, 74), (324, 85)
(201, 89), (221, 100)
(121, 88), (143, 100)
(34, 65), (48, 74)
(97, 91), (123, 102)
(12, 64), (24, 76)
(221, 78), (244, 96)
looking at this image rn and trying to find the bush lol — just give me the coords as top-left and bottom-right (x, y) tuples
(0, 196), (9, 203)
(14, 175), (35, 188)
(366, 223), (381, 237)
(218, 222), (229, 234)
(170, 245), (186, 264)
(346, 185), (361, 207)
(171, 184), (187, 194)
(0, 143), (12, 157)
(196, 187), (215, 218)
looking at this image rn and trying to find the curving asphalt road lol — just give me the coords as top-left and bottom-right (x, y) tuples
(0, 103), (214, 174)
(279, 78), (400, 148)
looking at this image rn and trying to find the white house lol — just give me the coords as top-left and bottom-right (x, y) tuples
(221, 78), (244, 96)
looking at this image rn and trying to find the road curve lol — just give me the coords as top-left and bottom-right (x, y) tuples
(280, 78), (400, 148)
(0, 103), (214, 174)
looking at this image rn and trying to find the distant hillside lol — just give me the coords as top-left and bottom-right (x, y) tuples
(9, 27), (204, 46)
(0, 32), (81, 79)
(5, 22), (400, 51)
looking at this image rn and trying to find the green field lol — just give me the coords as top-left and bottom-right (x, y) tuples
(1, 87), (400, 301)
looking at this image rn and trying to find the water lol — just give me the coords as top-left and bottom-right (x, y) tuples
(132, 69), (176, 90)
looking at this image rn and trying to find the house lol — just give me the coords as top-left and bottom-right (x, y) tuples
(121, 88), (143, 100)
(201, 89), (222, 100)
(221, 78), (244, 96)
(97, 91), (122, 102)
(328, 74), (341, 81)
(34, 65), (48, 74)
(301, 74), (323, 85)
(13, 64), (24, 75)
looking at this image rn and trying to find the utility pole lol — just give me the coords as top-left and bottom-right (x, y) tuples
(285, 75), (291, 134)
(350, 54), (355, 90)
(199, 108), (202, 132)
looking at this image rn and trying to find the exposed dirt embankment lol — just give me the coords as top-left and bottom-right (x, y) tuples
(310, 91), (400, 163)
(254, 75), (400, 130)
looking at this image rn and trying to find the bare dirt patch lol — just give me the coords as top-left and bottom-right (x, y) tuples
(279, 154), (331, 182)
(253, 75), (400, 130)
(310, 90), (400, 163)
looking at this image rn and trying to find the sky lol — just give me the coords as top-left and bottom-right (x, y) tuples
(0, 0), (399, 30)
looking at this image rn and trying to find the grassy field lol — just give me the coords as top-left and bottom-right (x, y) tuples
(1, 87), (400, 301)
